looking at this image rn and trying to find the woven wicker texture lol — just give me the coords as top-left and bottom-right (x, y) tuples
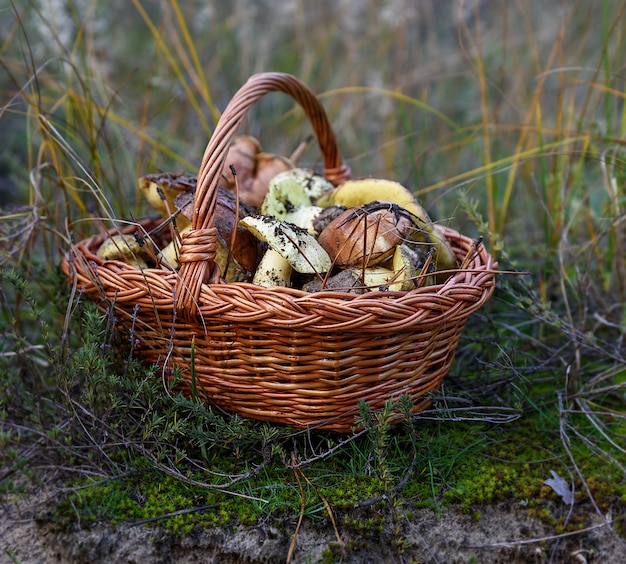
(63, 72), (496, 433)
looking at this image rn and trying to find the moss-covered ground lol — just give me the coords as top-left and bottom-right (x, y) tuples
(50, 380), (626, 544)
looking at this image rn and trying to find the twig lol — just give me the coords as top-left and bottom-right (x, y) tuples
(287, 429), (368, 469)
(287, 455), (306, 564)
(416, 247), (435, 288)
(561, 418), (626, 476)
(410, 405), (522, 424)
(289, 134), (313, 163)
(575, 398), (626, 456)
(465, 521), (609, 549)
(459, 236), (483, 269)
(58, 471), (136, 493)
(296, 465), (345, 557)
(557, 392), (626, 552)
(137, 448), (269, 503)
(127, 503), (219, 528)
(570, 381), (626, 400)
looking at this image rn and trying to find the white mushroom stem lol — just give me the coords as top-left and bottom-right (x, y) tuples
(240, 216), (331, 288)
(253, 248), (293, 287)
(283, 205), (324, 235)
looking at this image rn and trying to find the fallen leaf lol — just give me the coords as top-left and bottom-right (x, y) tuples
(544, 470), (574, 505)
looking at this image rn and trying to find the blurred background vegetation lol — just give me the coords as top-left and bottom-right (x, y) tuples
(2, 0), (624, 282)
(1, 0), (625, 556)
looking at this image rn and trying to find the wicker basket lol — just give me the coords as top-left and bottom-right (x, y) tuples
(62, 72), (496, 433)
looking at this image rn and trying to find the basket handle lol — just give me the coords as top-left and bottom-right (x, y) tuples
(175, 72), (352, 321)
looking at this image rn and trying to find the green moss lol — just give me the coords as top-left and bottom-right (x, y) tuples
(49, 400), (626, 544)
(319, 475), (384, 511)
(39, 306), (626, 542)
(320, 543), (343, 564)
(444, 463), (525, 511)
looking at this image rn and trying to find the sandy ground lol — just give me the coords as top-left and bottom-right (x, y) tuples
(1, 488), (624, 563)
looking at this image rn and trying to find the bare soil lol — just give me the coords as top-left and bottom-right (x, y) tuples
(1, 488), (623, 563)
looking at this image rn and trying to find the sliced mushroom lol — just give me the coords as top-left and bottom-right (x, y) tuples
(260, 168), (335, 235)
(282, 205), (325, 235)
(260, 169), (314, 218)
(240, 216), (331, 287)
(278, 167), (335, 202)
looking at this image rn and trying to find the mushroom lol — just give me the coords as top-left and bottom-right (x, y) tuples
(317, 201), (419, 268)
(220, 135), (295, 208)
(348, 266), (399, 291)
(137, 172), (196, 230)
(158, 188), (262, 281)
(301, 269), (364, 294)
(260, 168), (334, 235)
(391, 243), (434, 290)
(220, 135), (262, 199)
(279, 167), (335, 202)
(260, 169), (314, 217)
(282, 206), (324, 235)
(316, 177), (457, 272)
(311, 205), (348, 235)
(96, 233), (154, 269)
(239, 215), (331, 287)
(247, 153), (294, 208)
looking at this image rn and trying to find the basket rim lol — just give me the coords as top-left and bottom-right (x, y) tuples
(65, 218), (497, 300)
(63, 217), (497, 338)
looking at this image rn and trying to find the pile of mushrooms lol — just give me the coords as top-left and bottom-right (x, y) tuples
(97, 136), (456, 292)
(236, 169), (449, 292)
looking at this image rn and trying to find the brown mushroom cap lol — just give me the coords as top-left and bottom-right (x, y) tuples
(317, 201), (416, 268)
(221, 135), (262, 197)
(247, 153), (293, 208)
(311, 205), (348, 235)
(174, 187), (262, 276)
(219, 136), (294, 209)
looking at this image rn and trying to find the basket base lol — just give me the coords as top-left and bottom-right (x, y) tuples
(170, 370), (435, 433)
